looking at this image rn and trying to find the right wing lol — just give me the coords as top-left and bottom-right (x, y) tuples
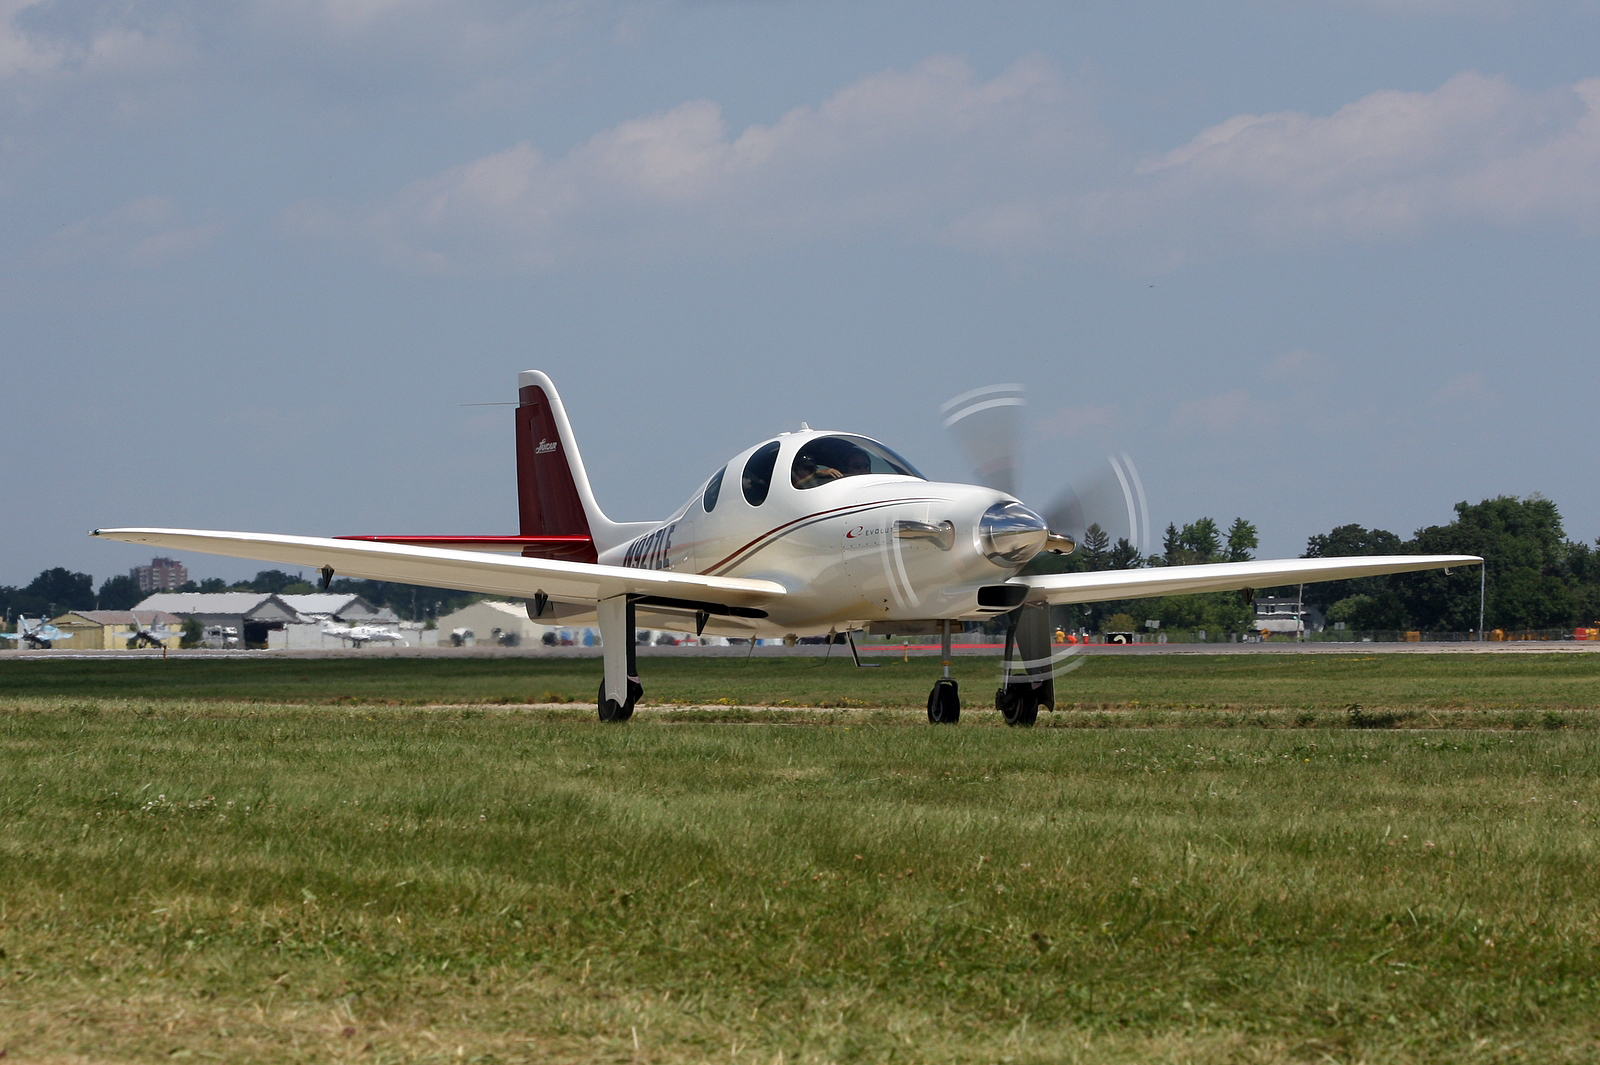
(92, 528), (787, 615)
(1016, 554), (1480, 605)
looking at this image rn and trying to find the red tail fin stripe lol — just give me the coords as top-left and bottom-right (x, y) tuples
(516, 382), (599, 563)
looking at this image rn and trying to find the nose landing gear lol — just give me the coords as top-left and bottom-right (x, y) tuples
(926, 620), (961, 723)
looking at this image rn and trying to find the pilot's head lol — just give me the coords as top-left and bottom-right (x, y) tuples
(844, 449), (872, 476)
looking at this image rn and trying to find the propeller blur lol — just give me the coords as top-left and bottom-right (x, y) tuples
(94, 370), (1480, 726)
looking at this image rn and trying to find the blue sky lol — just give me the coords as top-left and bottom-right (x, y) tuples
(4, 0), (1598, 587)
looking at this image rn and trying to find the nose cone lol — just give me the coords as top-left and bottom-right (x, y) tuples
(979, 501), (1048, 565)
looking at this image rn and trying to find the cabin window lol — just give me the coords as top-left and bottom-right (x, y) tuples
(741, 442), (781, 506)
(790, 435), (924, 490)
(702, 467), (725, 513)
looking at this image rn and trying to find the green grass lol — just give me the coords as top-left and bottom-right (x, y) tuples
(2, 657), (1599, 1062)
(3, 651), (1599, 723)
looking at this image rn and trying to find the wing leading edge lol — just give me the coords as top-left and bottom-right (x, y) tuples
(1015, 554), (1481, 605)
(91, 528), (786, 612)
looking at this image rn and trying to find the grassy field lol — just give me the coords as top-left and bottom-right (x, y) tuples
(3, 650), (1600, 727)
(2, 655), (1599, 1062)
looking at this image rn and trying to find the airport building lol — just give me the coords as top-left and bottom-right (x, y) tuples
(135, 592), (302, 649)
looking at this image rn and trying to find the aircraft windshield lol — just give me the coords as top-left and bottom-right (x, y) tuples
(790, 435), (924, 490)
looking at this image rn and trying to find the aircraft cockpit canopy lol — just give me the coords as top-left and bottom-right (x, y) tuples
(790, 435), (923, 490)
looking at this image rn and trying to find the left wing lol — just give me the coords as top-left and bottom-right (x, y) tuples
(1016, 554), (1480, 605)
(92, 528), (786, 614)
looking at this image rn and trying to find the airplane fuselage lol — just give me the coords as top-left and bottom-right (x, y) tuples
(597, 430), (1039, 637)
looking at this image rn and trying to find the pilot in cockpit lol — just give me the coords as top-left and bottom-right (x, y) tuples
(793, 441), (877, 489)
(791, 453), (841, 489)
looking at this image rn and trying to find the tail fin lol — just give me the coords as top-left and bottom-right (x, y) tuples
(516, 370), (638, 562)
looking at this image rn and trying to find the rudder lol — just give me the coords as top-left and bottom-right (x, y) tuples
(515, 370), (636, 562)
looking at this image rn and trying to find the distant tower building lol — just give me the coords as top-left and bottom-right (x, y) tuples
(132, 557), (188, 594)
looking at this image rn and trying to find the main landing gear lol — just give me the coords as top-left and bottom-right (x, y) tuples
(995, 604), (1054, 728)
(926, 620), (960, 724)
(596, 596), (642, 723)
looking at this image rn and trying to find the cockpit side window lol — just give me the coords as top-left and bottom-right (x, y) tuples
(741, 442), (781, 506)
(790, 435), (924, 490)
(702, 467), (724, 513)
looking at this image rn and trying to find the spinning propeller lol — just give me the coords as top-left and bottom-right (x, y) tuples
(940, 383), (1151, 562)
(937, 382), (1154, 726)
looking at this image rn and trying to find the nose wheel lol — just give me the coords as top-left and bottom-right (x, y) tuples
(927, 677), (960, 723)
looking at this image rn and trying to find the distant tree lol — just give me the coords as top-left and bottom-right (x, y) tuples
(1405, 496), (1573, 631)
(1109, 537), (1142, 570)
(21, 568), (95, 614)
(1159, 523), (1180, 566)
(1179, 518), (1222, 564)
(247, 569), (303, 593)
(1299, 523), (1409, 616)
(1306, 523), (1404, 559)
(1103, 612), (1138, 634)
(1081, 523), (1110, 570)
(1225, 518), (1258, 562)
(1302, 498), (1589, 632)
(197, 577), (229, 593)
(179, 617), (203, 649)
(1326, 593), (1405, 631)
(97, 575), (143, 610)
(325, 578), (477, 621)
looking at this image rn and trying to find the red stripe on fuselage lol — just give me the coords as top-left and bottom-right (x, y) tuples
(703, 497), (944, 576)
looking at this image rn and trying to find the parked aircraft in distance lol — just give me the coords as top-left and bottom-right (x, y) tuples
(125, 612), (181, 649)
(322, 622), (408, 648)
(96, 370), (1481, 725)
(2, 616), (74, 649)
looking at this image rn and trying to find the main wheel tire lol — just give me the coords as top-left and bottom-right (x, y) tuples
(927, 678), (961, 724)
(597, 678), (642, 722)
(996, 684), (1040, 728)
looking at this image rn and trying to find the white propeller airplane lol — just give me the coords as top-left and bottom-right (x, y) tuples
(95, 370), (1480, 725)
(322, 622), (408, 648)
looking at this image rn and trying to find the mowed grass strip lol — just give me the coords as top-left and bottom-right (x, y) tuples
(2, 700), (1598, 1063)
(3, 651), (1600, 720)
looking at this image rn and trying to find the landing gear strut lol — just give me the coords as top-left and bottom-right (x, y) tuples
(996, 605), (1053, 728)
(926, 619), (960, 724)
(596, 596), (642, 723)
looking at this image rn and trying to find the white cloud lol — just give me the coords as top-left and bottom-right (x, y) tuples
(40, 197), (218, 269)
(1132, 71), (1600, 245)
(1430, 370), (1489, 402)
(0, 1), (189, 83)
(303, 53), (1099, 270)
(1170, 390), (1264, 434)
(1263, 349), (1327, 381)
(291, 61), (1600, 271)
